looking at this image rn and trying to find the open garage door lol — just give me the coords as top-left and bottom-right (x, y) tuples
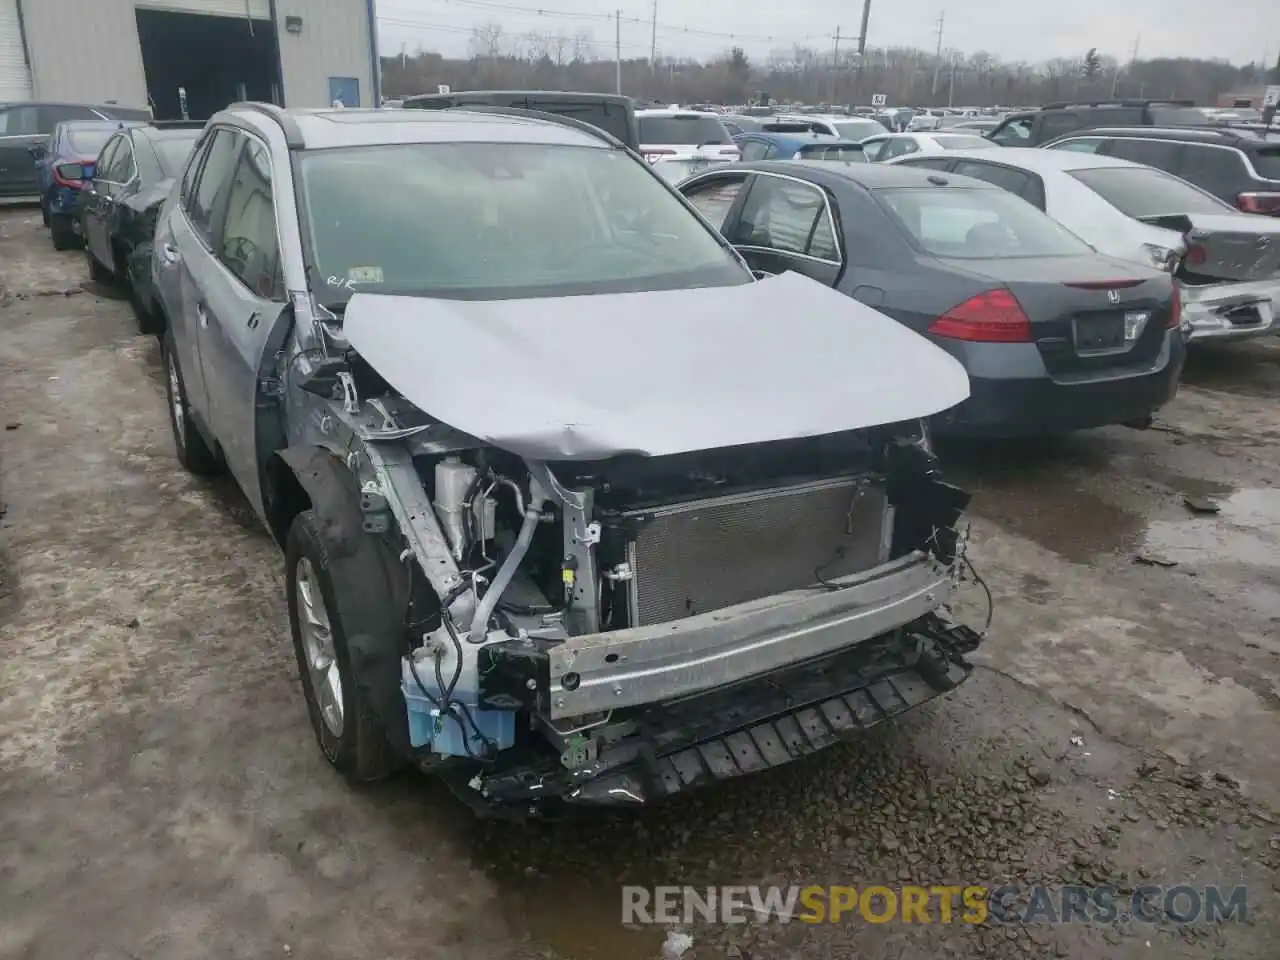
(135, 0), (270, 17)
(0, 0), (32, 101)
(136, 8), (278, 121)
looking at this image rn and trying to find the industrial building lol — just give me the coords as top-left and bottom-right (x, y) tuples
(0, 0), (379, 118)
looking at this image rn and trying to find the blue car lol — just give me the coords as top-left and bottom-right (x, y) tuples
(35, 120), (141, 250)
(732, 130), (868, 164)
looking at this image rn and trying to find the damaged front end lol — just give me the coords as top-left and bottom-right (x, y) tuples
(334, 399), (980, 815)
(286, 275), (983, 815)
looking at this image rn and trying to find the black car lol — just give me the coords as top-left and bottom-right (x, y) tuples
(987, 99), (1207, 148)
(0, 101), (151, 199)
(401, 90), (639, 152)
(1042, 126), (1280, 216)
(80, 122), (202, 333)
(677, 160), (1185, 437)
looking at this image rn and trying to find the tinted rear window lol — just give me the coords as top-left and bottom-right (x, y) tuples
(639, 115), (729, 145)
(1252, 147), (1280, 179)
(935, 135), (992, 150)
(833, 119), (888, 140)
(1150, 106), (1212, 125)
(878, 186), (1093, 259)
(66, 129), (113, 157)
(797, 144), (866, 161)
(1069, 167), (1233, 218)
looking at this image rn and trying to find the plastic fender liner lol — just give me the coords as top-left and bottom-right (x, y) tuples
(277, 446), (413, 757)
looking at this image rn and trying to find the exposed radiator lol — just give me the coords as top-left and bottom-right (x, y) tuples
(623, 476), (893, 627)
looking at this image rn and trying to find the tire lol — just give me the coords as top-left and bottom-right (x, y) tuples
(161, 327), (221, 476)
(40, 200), (49, 227)
(86, 244), (112, 282)
(50, 215), (78, 251)
(286, 509), (397, 782)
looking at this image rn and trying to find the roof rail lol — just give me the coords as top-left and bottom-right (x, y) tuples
(439, 104), (623, 149)
(149, 119), (207, 130)
(227, 101), (305, 148)
(1042, 98), (1196, 110)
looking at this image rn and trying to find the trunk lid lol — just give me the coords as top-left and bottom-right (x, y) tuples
(1137, 212), (1280, 284)
(939, 255), (1174, 375)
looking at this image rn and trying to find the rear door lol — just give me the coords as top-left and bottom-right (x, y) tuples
(1172, 144), (1249, 205)
(195, 135), (287, 514)
(87, 134), (136, 267)
(721, 172), (843, 285)
(1104, 137), (1184, 175)
(83, 136), (123, 257)
(0, 103), (42, 196)
(1032, 111), (1083, 145)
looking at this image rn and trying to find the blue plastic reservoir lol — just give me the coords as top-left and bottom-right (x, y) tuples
(401, 655), (515, 757)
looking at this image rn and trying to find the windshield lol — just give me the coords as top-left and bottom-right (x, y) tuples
(878, 186), (1094, 259)
(935, 135), (993, 150)
(797, 144), (866, 162)
(834, 119), (888, 140)
(1069, 167), (1233, 218)
(297, 142), (749, 303)
(67, 129), (113, 157)
(152, 135), (198, 177)
(639, 115), (730, 145)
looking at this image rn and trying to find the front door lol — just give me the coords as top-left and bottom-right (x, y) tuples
(86, 135), (135, 267)
(0, 103), (42, 197)
(722, 172), (844, 286)
(192, 136), (286, 516)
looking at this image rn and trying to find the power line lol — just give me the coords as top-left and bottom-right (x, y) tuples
(381, 0), (834, 46)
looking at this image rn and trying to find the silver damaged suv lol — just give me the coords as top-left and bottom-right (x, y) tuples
(151, 102), (984, 815)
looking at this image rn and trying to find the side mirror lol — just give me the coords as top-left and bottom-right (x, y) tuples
(27, 144), (45, 159)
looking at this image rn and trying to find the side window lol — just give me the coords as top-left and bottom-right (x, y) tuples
(40, 105), (102, 129)
(1106, 138), (1183, 172)
(761, 142), (783, 160)
(953, 161), (1030, 196)
(1021, 174), (1048, 211)
(739, 139), (769, 162)
(899, 156), (952, 171)
(883, 138), (919, 159)
(94, 138), (122, 180)
(989, 118), (1032, 146)
(188, 128), (246, 243)
(1048, 138), (1105, 153)
(731, 175), (837, 261)
(104, 139), (135, 182)
(861, 138), (887, 162)
(181, 134), (212, 208)
(1177, 146), (1245, 197)
(0, 105), (39, 136)
(722, 122), (743, 137)
(1037, 113), (1081, 142)
(683, 177), (746, 230)
(219, 140), (282, 299)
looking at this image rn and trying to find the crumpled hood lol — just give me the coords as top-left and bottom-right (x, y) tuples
(343, 271), (970, 460)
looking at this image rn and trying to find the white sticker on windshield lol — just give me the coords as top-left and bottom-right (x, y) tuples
(347, 266), (383, 284)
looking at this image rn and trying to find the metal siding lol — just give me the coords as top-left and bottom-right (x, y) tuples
(0, 0), (32, 100)
(21, 0), (148, 105)
(135, 0), (270, 16)
(274, 0), (374, 108)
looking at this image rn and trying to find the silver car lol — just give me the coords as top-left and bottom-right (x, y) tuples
(150, 102), (982, 815)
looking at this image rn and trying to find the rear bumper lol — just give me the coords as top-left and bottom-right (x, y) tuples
(539, 551), (955, 719)
(45, 185), (82, 217)
(937, 331), (1184, 437)
(1181, 279), (1279, 343)
(455, 613), (981, 814)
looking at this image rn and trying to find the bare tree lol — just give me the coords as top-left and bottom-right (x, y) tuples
(467, 22), (505, 60)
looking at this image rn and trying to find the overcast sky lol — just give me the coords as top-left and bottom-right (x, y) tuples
(376, 0), (1280, 67)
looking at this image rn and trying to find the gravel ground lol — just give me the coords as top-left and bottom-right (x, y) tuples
(1, 206), (1278, 960)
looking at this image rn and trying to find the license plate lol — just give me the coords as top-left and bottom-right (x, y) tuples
(1074, 314), (1125, 352)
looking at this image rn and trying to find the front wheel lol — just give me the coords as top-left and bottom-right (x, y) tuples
(286, 509), (397, 782)
(161, 327), (221, 476)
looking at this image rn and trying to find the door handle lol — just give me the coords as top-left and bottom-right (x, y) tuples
(246, 311), (260, 330)
(159, 242), (178, 263)
(196, 301), (208, 328)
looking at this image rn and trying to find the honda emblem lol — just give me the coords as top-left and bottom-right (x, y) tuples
(1106, 289), (1120, 305)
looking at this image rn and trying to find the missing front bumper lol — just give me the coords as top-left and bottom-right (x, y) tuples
(450, 613), (980, 813)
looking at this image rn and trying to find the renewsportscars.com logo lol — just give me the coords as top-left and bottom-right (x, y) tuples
(622, 884), (1250, 925)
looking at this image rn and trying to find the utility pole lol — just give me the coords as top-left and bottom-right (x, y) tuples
(830, 26), (841, 104)
(649, 0), (657, 68)
(948, 54), (957, 107)
(615, 11), (622, 94)
(1112, 33), (1139, 97)
(854, 0), (872, 101)
(930, 11), (945, 99)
